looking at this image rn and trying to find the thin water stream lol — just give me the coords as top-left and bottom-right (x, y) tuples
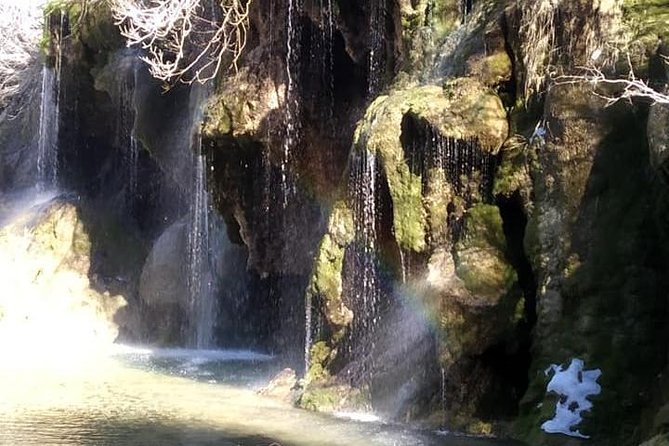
(0, 347), (523, 446)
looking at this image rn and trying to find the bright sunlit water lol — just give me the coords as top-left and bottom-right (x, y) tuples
(0, 347), (523, 446)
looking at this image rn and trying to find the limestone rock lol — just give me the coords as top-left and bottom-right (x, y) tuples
(258, 368), (298, 404)
(352, 78), (508, 252)
(138, 219), (188, 344)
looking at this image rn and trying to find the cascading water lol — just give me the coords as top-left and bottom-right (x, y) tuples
(282, 0), (301, 209)
(37, 11), (65, 190)
(187, 136), (216, 349)
(317, 0), (335, 129)
(116, 61), (140, 206)
(36, 66), (59, 188)
(346, 146), (381, 376)
(368, 0), (386, 97)
(405, 121), (496, 241)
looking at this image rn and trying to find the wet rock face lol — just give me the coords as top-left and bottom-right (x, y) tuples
(138, 220), (189, 345)
(514, 80), (669, 445)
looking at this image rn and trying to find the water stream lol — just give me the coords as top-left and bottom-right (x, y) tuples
(187, 138), (216, 349)
(347, 147), (382, 367)
(282, 0), (301, 209)
(116, 61), (140, 206)
(36, 11), (66, 190)
(36, 65), (59, 189)
(368, 0), (386, 96)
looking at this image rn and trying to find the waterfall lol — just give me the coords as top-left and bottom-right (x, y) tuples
(368, 0), (386, 96)
(184, 82), (216, 350)
(187, 138), (216, 349)
(282, 0), (301, 209)
(36, 66), (59, 189)
(406, 122), (496, 240)
(347, 147), (381, 371)
(320, 0), (335, 130)
(37, 11), (65, 190)
(116, 61), (140, 207)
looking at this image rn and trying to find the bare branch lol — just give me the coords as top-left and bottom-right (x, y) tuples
(110, 0), (252, 87)
(0, 1), (44, 116)
(555, 64), (669, 107)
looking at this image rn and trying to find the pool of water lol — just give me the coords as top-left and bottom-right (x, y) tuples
(0, 347), (523, 446)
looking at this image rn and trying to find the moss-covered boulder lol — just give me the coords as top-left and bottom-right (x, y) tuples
(455, 204), (517, 303)
(305, 201), (355, 342)
(352, 77), (508, 252)
(203, 62), (283, 141)
(422, 204), (520, 363)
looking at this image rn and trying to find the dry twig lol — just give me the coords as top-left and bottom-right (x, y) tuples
(110, 0), (251, 86)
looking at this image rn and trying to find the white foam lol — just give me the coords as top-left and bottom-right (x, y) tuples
(333, 411), (382, 423)
(541, 358), (601, 438)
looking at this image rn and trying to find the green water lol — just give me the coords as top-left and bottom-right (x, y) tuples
(0, 348), (522, 446)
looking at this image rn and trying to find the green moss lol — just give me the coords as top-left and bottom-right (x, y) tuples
(493, 138), (532, 198)
(430, 0), (460, 41)
(455, 204), (517, 301)
(425, 168), (452, 246)
(300, 383), (370, 413)
(305, 341), (332, 383)
(328, 201), (355, 246)
(204, 92), (236, 138)
(353, 79), (508, 253)
(617, 0), (669, 76)
(306, 201), (355, 342)
(481, 51), (513, 87)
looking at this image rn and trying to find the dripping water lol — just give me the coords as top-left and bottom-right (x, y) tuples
(368, 0), (386, 97)
(282, 0), (311, 373)
(348, 147), (381, 375)
(187, 140), (215, 349)
(186, 84), (216, 350)
(320, 0), (335, 130)
(36, 66), (59, 189)
(282, 0), (301, 210)
(37, 12), (65, 189)
(116, 61), (140, 206)
(404, 120), (496, 241)
(441, 367), (446, 411)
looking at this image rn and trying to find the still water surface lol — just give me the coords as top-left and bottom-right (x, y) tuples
(0, 347), (523, 446)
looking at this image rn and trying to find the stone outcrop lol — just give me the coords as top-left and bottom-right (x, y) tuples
(0, 197), (126, 349)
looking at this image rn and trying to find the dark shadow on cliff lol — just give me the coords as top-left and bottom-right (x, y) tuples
(520, 101), (669, 445)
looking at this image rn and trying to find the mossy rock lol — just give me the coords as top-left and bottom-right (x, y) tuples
(300, 382), (370, 413)
(203, 63), (281, 140)
(455, 204), (517, 303)
(306, 201), (355, 341)
(425, 168), (453, 246)
(621, 0), (669, 75)
(493, 136), (533, 201)
(305, 341), (333, 383)
(353, 78), (508, 253)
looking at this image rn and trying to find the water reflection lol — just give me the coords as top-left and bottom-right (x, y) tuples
(0, 348), (523, 446)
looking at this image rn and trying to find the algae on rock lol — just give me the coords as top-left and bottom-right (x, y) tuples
(352, 78), (508, 253)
